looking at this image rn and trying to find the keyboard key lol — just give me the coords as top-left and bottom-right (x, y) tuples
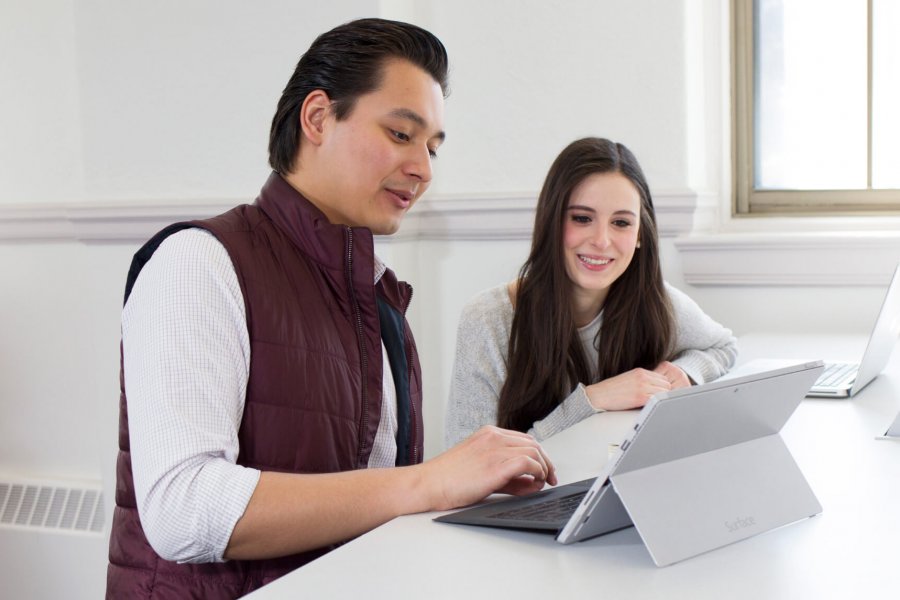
(490, 492), (587, 523)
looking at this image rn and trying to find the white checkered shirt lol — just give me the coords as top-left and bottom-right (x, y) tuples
(123, 227), (398, 563)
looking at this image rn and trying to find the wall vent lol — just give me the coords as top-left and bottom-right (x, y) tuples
(0, 479), (104, 535)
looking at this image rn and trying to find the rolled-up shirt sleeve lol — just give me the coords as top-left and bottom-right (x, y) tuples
(122, 228), (259, 563)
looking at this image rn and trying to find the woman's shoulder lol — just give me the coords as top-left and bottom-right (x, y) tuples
(663, 281), (697, 308)
(461, 282), (515, 322)
(456, 283), (517, 348)
(663, 281), (717, 327)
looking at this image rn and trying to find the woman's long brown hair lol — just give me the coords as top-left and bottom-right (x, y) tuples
(497, 138), (673, 432)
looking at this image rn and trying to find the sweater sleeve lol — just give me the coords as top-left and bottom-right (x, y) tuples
(527, 384), (599, 442)
(444, 286), (600, 446)
(444, 287), (512, 449)
(666, 283), (738, 384)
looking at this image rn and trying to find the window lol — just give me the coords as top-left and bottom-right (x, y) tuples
(733, 0), (900, 214)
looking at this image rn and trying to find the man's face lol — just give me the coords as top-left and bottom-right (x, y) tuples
(314, 59), (445, 235)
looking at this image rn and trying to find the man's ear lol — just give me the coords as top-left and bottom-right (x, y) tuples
(299, 90), (332, 146)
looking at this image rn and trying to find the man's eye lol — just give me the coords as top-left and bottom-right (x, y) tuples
(391, 130), (410, 142)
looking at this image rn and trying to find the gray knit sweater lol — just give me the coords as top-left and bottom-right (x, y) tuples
(444, 282), (738, 448)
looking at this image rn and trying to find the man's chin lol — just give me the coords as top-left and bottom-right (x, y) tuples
(369, 218), (404, 236)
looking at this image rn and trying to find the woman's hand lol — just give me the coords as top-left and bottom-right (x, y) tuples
(584, 368), (672, 411)
(584, 362), (692, 412)
(653, 361), (691, 390)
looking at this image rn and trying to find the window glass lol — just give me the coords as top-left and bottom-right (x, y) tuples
(873, 0), (900, 188)
(755, 0), (866, 190)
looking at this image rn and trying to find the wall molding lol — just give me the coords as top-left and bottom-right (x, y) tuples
(0, 200), (238, 243)
(676, 230), (900, 286)
(6, 192), (897, 287)
(0, 190), (701, 244)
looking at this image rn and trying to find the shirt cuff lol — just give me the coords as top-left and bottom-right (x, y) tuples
(575, 383), (606, 414)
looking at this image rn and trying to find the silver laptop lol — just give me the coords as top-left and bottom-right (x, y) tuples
(435, 361), (824, 566)
(881, 411), (900, 439)
(807, 262), (900, 398)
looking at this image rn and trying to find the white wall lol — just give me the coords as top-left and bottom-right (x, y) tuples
(0, 0), (84, 204)
(1, 2), (374, 597)
(0, 2), (888, 598)
(420, 0), (691, 196)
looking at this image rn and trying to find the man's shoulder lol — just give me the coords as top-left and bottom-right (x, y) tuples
(157, 226), (224, 250)
(150, 228), (232, 275)
(195, 203), (264, 235)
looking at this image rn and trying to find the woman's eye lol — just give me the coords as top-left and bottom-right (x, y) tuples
(613, 219), (632, 228)
(428, 147), (438, 159)
(571, 215), (591, 224)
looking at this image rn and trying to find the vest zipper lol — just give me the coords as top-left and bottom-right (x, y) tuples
(346, 228), (370, 466)
(402, 284), (418, 464)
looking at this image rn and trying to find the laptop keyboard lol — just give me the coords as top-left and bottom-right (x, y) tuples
(816, 362), (857, 387)
(489, 491), (587, 523)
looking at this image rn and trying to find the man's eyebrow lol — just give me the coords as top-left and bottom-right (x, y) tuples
(389, 108), (446, 142)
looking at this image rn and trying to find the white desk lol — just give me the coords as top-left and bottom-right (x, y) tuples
(248, 334), (900, 599)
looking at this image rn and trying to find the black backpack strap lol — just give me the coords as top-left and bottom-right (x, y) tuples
(123, 222), (199, 305)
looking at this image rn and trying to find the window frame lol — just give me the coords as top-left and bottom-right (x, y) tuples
(732, 0), (900, 216)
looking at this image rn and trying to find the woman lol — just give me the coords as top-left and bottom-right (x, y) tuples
(445, 137), (737, 447)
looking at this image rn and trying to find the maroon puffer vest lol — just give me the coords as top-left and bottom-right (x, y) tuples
(106, 173), (424, 598)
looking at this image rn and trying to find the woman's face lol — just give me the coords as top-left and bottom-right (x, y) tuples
(562, 172), (642, 316)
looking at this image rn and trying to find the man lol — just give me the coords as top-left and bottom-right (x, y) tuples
(107, 18), (556, 598)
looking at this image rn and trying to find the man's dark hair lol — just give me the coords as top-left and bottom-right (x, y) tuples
(268, 18), (450, 174)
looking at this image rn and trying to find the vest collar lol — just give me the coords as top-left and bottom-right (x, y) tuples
(256, 172), (412, 311)
(256, 171), (375, 278)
